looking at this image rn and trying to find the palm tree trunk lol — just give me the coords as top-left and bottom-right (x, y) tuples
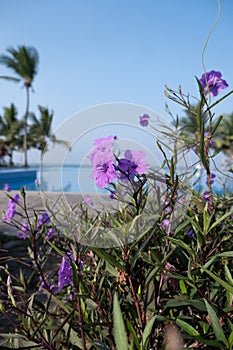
(23, 86), (30, 167)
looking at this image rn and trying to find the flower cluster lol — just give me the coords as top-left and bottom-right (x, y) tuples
(88, 136), (149, 188)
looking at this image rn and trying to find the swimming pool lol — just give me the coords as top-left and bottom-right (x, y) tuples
(0, 167), (38, 191)
(0, 165), (106, 194)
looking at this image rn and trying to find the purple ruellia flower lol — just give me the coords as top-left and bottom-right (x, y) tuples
(187, 229), (195, 238)
(124, 150), (149, 175)
(4, 183), (11, 192)
(203, 191), (210, 201)
(88, 136), (117, 188)
(39, 276), (54, 292)
(117, 158), (138, 180)
(37, 212), (50, 229)
(82, 194), (94, 206)
(199, 70), (228, 97)
(139, 114), (150, 127)
(90, 158), (117, 188)
(89, 151), (117, 188)
(46, 227), (56, 240)
(58, 256), (73, 292)
(205, 131), (215, 147)
(93, 135), (116, 148)
(88, 135), (116, 164)
(4, 194), (20, 223)
(161, 219), (170, 227)
(17, 222), (30, 239)
(110, 191), (117, 199)
(206, 173), (216, 185)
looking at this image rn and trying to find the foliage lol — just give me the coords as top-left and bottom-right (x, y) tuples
(0, 104), (23, 166)
(0, 70), (233, 349)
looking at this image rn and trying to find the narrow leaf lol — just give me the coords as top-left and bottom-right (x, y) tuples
(201, 266), (233, 295)
(141, 315), (156, 349)
(176, 318), (200, 336)
(113, 293), (128, 350)
(204, 299), (227, 345)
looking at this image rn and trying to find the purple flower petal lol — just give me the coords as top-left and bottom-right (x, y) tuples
(139, 114), (150, 127)
(4, 184), (11, 192)
(199, 70), (228, 97)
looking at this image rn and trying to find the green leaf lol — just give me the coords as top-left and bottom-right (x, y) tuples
(211, 115), (223, 136)
(203, 251), (233, 269)
(228, 329), (233, 348)
(204, 299), (227, 345)
(165, 298), (206, 311)
(92, 248), (123, 270)
(201, 266), (233, 295)
(113, 293), (128, 350)
(141, 315), (156, 349)
(179, 280), (187, 295)
(207, 89), (233, 111)
(43, 289), (71, 314)
(126, 320), (140, 349)
(63, 323), (83, 348)
(199, 121), (208, 169)
(176, 318), (200, 336)
(208, 211), (233, 232)
(166, 237), (194, 257)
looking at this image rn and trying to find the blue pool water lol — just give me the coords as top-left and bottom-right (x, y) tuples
(0, 166), (106, 194)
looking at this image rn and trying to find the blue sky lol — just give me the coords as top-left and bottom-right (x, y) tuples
(0, 0), (233, 164)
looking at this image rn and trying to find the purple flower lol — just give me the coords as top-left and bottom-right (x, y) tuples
(88, 136), (118, 188)
(88, 136), (116, 164)
(46, 227), (56, 240)
(5, 206), (16, 223)
(4, 183), (11, 192)
(199, 70), (228, 97)
(110, 191), (117, 199)
(205, 132), (215, 147)
(93, 135), (116, 148)
(82, 194), (94, 206)
(203, 191), (210, 201)
(89, 151), (117, 188)
(17, 222), (30, 239)
(124, 150), (149, 175)
(187, 229), (194, 238)
(58, 256), (73, 291)
(37, 212), (50, 229)
(162, 219), (170, 227)
(39, 276), (54, 292)
(11, 194), (20, 204)
(139, 114), (150, 127)
(4, 194), (20, 223)
(206, 173), (216, 185)
(95, 162), (117, 188)
(117, 158), (138, 180)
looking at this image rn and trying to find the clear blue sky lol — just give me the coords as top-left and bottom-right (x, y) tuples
(0, 0), (233, 164)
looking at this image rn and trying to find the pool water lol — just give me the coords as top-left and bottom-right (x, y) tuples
(0, 168), (38, 191)
(0, 166), (106, 194)
(0, 166), (232, 195)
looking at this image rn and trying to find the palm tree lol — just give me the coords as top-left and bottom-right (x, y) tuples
(29, 106), (69, 159)
(0, 103), (23, 166)
(0, 45), (39, 167)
